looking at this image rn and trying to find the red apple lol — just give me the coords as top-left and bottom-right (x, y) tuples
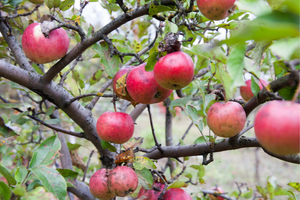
(22, 22), (69, 64)
(126, 63), (173, 104)
(197, 0), (236, 20)
(113, 65), (137, 103)
(254, 100), (300, 155)
(89, 169), (115, 200)
(240, 79), (268, 101)
(107, 166), (138, 197)
(96, 111), (134, 144)
(163, 188), (193, 200)
(209, 187), (225, 200)
(137, 182), (165, 200)
(207, 102), (246, 137)
(154, 51), (194, 90)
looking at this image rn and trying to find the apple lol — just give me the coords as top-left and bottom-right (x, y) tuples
(209, 187), (225, 200)
(96, 111), (134, 144)
(240, 79), (268, 101)
(154, 51), (194, 90)
(126, 63), (173, 104)
(254, 100), (300, 155)
(207, 102), (246, 138)
(28, 0), (44, 4)
(113, 65), (136, 103)
(197, 0), (236, 20)
(137, 182), (165, 200)
(22, 22), (69, 64)
(162, 188), (193, 200)
(107, 166), (138, 197)
(89, 168), (115, 200)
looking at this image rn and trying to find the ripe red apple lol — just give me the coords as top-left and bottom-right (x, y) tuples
(107, 166), (138, 197)
(96, 111), (134, 144)
(162, 188), (193, 200)
(126, 63), (173, 104)
(137, 182), (165, 200)
(197, 0), (236, 20)
(207, 101), (246, 137)
(154, 51), (194, 90)
(209, 187), (225, 200)
(113, 65), (136, 103)
(22, 22), (69, 64)
(240, 79), (268, 101)
(254, 100), (300, 155)
(89, 168), (115, 200)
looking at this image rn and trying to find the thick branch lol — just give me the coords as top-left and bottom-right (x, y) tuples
(42, 0), (175, 84)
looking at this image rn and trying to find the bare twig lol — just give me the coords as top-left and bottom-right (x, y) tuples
(5, 5), (40, 19)
(66, 93), (113, 106)
(82, 150), (95, 182)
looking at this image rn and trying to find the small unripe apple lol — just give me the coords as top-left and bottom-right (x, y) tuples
(163, 188), (193, 200)
(197, 0), (236, 20)
(240, 79), (268, 101)
(89, 169), (115, 200)
(108, 166), (138, 197)
(126, 63), (173, 104)
(96, 111), (134, 144)
(209, 187), (225, 200)
(207, 102), (246, 137)
(254, 100), (300, 155)
(154, 51), (194, 90)
(28, 0), (44, 4)
(113, 65), (136, 103)
(22, 22), (69, 64)
(137, 182), (165, 200)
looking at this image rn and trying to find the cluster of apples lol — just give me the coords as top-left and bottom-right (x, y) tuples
(207, 78), (300, 156)
(89, 166), (138, 199)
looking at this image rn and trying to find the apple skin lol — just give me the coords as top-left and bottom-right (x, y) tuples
(207, 102), (246, 138)
(113, 65), (136, 103)
(126, 63), (173, 104)
(137, 182), (165, 200)
(89, 168), (115, 200)
(22, 23), (69, 64)
(96, 111), (134, 144)
(107, 166), (138, 197)
(209, 187), (225, 200)
(197, 0), (236, 20)
(163, 188), (193, 200)
(154, 51), (194, 90)
(254, 100), (300, 155)
(240, 79), (268, 101)
(28, 0), (44, 4)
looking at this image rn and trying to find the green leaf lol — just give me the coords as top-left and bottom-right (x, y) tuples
(92, 42), (120, 78)
(29, 135), (61, 169)
(27, 180), (43, 191)
(270, 37), (300, 60)
(31, 165), (67, 200)
(169, 96), (192, 111)
(267, 181), (275, 199)
(45, 105), (56, 116)
(278, 86), (298, 100)
(135, 168), (153, 186)
(44, 118), (62, 125)
(193, 136), (213, 144)
(132, 40), (142, 53)
(251, 76), (261, 98)
(56, 169), (78, 184)
(190, 164), (205, 178)
(288, 182), (300, 192)
(66, 142), (81, 151)
(185, 105), (203, 132)
(257, 185), (268, 199)
(0, 164), (16, 185)
(236, 0), (271, 16)
(9, 0), (22, 7)
(164, 21), (178, 36)
(15, 167), (28, 184)
(183, 44), (227, 64)
(145, 51), (159, 71)
(0, 103), (19, 108)
(149, 4), (173, 16)
(0, 181), (11, 200)
(227, 43), (247, 89)
(89, 70), (103, 85)
(12, 184), (26, 196)
(100, 140), (116, 152)
(59, 0), (75, 11)
(32, 63), (44, 75)
(241, 188), (253, 199)
(133, 156), (157, 170)
(45, 0), (60, 9)
(167, 180), (188, 189)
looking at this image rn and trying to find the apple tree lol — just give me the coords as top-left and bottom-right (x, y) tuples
(0, 0), (299, 199)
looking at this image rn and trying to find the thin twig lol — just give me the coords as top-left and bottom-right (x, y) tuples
(82, 150), (95, 182)
(177, 122), (193, 146)
(66, 93), (113, 106)
(5, 5), (40, 19)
